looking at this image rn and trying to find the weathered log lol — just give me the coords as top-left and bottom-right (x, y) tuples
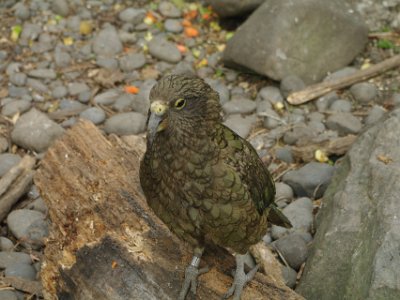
(34, 120), (303, 300)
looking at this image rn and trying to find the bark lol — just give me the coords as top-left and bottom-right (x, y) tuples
(34, 120), (303, 300)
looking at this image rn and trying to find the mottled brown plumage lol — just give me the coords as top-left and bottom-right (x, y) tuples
(139, 75), (291, 299)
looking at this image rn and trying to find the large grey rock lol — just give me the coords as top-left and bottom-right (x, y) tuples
(297, 108), (400, 300)
(207, 0), (264, 18)
(11, 109), (65, 152)
(223, 0), (368, 83)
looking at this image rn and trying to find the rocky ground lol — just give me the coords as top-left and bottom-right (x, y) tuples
(0, 0), (399, 299)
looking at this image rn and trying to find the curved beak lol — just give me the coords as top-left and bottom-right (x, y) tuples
(147, 100), (169, 144)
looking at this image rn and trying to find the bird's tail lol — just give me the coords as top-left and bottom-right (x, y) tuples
(267, 204), (292, 228)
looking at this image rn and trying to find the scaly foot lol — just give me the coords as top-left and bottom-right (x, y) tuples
(222, 254), (259, 300)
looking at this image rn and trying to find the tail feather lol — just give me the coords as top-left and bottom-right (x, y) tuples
(267, 205), (292, 228)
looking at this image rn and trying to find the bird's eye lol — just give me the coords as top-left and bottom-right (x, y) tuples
(174, 98), (186, 109)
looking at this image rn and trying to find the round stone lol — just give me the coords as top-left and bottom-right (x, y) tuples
(79, 107), (106, 125)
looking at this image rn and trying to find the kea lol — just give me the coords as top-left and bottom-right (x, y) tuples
(140, 75), (292, 300)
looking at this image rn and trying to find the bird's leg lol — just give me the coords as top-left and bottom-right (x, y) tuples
(222, 253), (259, 300)
(178, 247), (209, 300)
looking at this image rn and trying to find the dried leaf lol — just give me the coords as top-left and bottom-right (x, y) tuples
(124, 86), (140, 94)
(80, 21), (93, 35)
(184, 27), (199, 38)
(377, 154), (393, 164)
(315, 149), (329, 163)
(10, 25), (22, 42)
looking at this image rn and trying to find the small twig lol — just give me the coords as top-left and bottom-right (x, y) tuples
(258, 112), (288, 125)
(287, 54), (400, 105)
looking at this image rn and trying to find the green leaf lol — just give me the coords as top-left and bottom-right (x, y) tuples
(171, 0), (185, 9)
(377, 39), (395, 49)
(11, 25), (22, 42)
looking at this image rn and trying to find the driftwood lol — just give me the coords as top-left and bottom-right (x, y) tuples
(0, 155), (36, 222)
(287, 54), (400, 105)
(34, 120), (303, 300)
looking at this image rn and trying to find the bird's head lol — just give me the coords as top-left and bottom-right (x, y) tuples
(146, 74), (221, 144)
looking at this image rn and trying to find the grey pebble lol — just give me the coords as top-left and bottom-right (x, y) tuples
(7, 209), (49, 249)
(283, 197), (314, 232)
(283, 162), (334, 198)
(275, 182), (294, 208)
(20, 23), (42, 42)
(281, 265), (298, 288)
(11, 108), (65, 152)
(94, 90), (120, 105)
(26, 197), (48, 214)
(78, 90), (91, 103)
(6, 62), (22, 76)
(0, 237), (14, 252)
(283, 123), (316, 145)
(5, 263), (36, 281)
(51, 0), (70, 16)
(164, 19), (183, 33)
(133, 80), (156, 114)
(204, 79), (230, 105)
(1, 100), (31, 117)
(275, 146), (293, 164)
(365, 105), (386, 125)
(54, 49), (71, 68)
(330, 99), (352, 112)
(118, 8), (146, 25)
(59, 99), (86, 111)
(113, 94), (134, 112)
(148, 37), (182, 63)
(26, 78), (49, 93)
(0, 137), (8, 153)
(222, 98), (256, 114)
(0, 153), (21, 177)
(66, 15), (81, 32)
(159, 1), (182, 18)
(197, 67), (214, 79)
(28, 68), (57, 80)
(256, 99), (272, 115)
(280, 75), (305, 97)
(307, 111), (325, 122)
(259, 86), (284, 105)
(392, 93), (400, 106)
(275, 233), (308, 270)
(79, 107), (106, 125)
(288, 113), (305, 124)
(104, 112), (147, 135)
(119, 53), (146, 72)
(316, 91), (338, 112)
(92, 25), (123, 57)
(9, 73), (27, 86)
(14, 3), (30, 20)
(0, 290), (18, 300)
(96, 56), (119, 70)
(308, 120), (326, 134)
(350, 82), (378, 103)
(68, 82), (90, 96)
(223, 114), (256, 139)
(324, 67), (357, 82)
(0, 252), (31, 269)
(326, 112), (362, 135)
(119, 31), (137, 44)
(52, 85), (68, 98)
(262, 108), (282, 129)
